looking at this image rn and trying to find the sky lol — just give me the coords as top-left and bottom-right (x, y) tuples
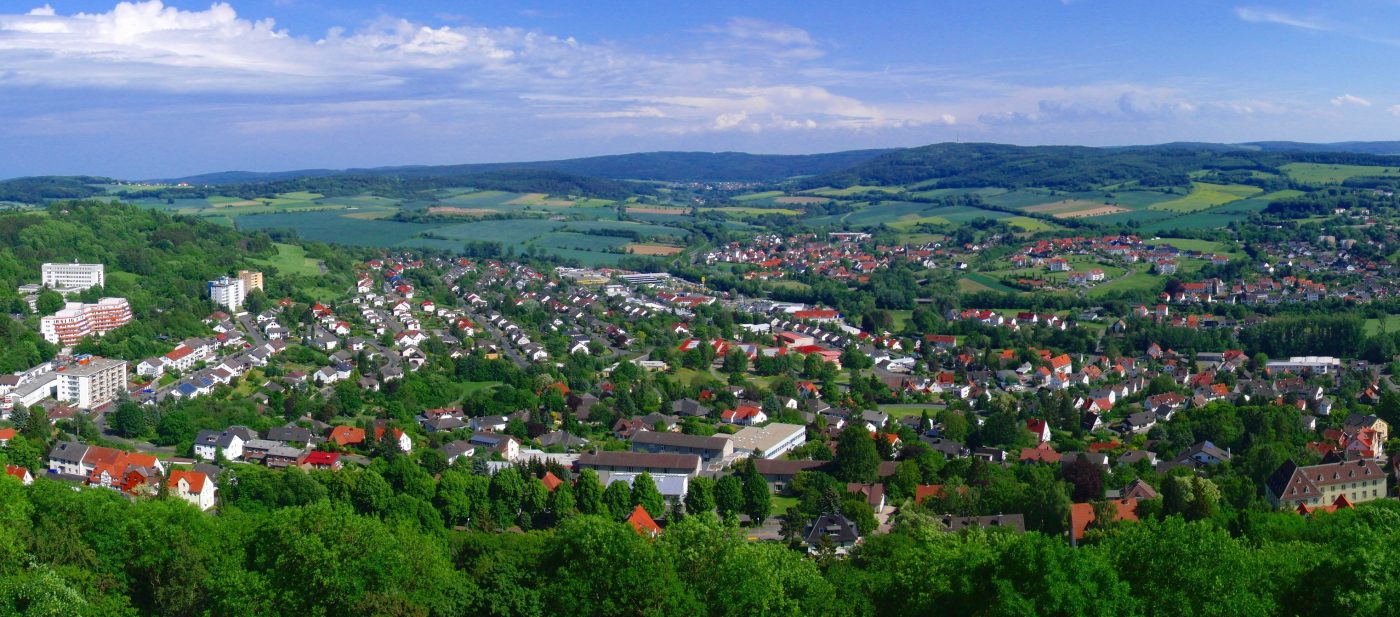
(2, 1), (1400, 178)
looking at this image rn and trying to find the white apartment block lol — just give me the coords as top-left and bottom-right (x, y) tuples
(39, 298), (133, 346)
(56, 357), (127, 409)
(208, 276), (246, 312)
(41, 262), (105, 291)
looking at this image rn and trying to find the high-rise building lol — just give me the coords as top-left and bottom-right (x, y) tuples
(208, 276), (246, 311)
(40, 262), (105, 291)
(39, 298), (133, 345)
(56, 356), (128, 409)
(238, 270), (264, 293)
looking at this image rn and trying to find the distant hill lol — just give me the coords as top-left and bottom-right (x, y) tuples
(163, 149), (896, 185)
(1237, 141), (1400, 155)
(799, 142), (1400, 191)
(0, 176), (112, 203)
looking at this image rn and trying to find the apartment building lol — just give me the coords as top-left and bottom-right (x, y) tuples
(39, 298), (133, 345)
(1266, 458), (1386, 510)
(41, 262), (104, 291)
(208, 276), (246, 311)
(56, 356), (127, 409)
(238, 270), (264, 293)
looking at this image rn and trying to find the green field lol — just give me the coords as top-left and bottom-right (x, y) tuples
(879, 403), (945, 419)
(531, 232), (631, 252)
(1364, 315), (1400, 335)
(805, 185), (903, 197)
(251, 243), (323, 277)
(1004, 216), (1060, 232)
(734, 190), (785, 201)
(701, 207), (803, 216)
(1281, 163), (1400, 184)
(958, 272), (1018, 293)
(1148, 238), (1232, 254)
(1147, 183), (1262, 213)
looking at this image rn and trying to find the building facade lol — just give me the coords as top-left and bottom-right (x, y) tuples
(41, 262), (104, 291)
(208, 276), (246, 311)
(39, 298), (133, 345)
(238, 270), (264, 293)
(1266, 459), (1386, 509)
(56, 357), (127, 409)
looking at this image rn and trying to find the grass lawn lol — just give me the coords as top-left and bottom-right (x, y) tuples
(252, 243), (323, 277)
(772, 495), (800, 515)
(1004, 216), (1060, 232)
(879, 403), (945, 418)
(888, 310), (913, 330)
(1364, 315), (1400, 335)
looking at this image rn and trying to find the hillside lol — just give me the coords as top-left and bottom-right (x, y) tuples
(163, 149), (896, 185)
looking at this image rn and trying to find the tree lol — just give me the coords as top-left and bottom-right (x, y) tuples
(111, 400), (148, 438)
(1023, 471), (1072, 536)
(715, 474), (744, 522)
(8, 404), (28, 430)
(419, 448), (448, 476)
(602, 479), (632, 520)
(742, 470), (772, 525)
(549, 480), (577, 521)
(833, 426), (880, 483)
(35, 289), (64, 315)
(575, 468), (605, 515)
(721, 349), (748, 375)
(631, 472), (666, 519)
(488, 467), (526, 528)
(684, 476), (716, 516)
(1062, 456), (1104, 502)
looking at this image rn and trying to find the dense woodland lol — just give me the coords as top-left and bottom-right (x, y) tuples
(3, 471), (1400, 617)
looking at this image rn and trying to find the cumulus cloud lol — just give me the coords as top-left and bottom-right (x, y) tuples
(1331, 94), (1372, 106)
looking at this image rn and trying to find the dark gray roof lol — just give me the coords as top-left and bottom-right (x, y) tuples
(631, 431), (729, 451)
(804, 513), (860, 546)
(941, 514), (1025, 533)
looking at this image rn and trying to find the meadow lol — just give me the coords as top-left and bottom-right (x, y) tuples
(1281, 162), (1400, 184)
(1147, 183), (1262, 213)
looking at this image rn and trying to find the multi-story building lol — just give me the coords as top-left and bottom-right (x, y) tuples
(41, 262), (104, 291)
(1266, 458), (1386, 510)
(56, 356), (127, 409)
(208, 276), (246, 311)
(238, 270), (264, 293)
(39, 298), (133, 345)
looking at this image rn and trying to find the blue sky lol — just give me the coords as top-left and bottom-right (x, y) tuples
(1, 1), (1398, 178)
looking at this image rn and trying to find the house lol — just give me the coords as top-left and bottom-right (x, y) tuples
(671, 398), (711, 418)
(720, 404), (767, 426)
(846, 483), (887, 513)
(4, 465), (33, 485)
(168, 469), (217, 511)
(1266, 458), (1386, 509)
(1118, 411), (1157, 435)
(441, 440), (476, 465)
(627, 504), (662, 538)
(1069, 499), (1139, 545)
(1026, 418), (1051, 443)
(298, 451), (342, 471)
(0, 427), (15, 446)
(328, 426), (366, 448)
(193, 427), (252, 461)
(372, 424), (413, 452)
(804, 513), (861, 554)
(1176, 441), (1231, 467)
(468, 433), (521, 462)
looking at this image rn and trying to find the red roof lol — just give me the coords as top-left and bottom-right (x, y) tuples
(328, 426), (365, 447)
(627, 504), (662, 537)
(301, 451), (340, 466)
(169, 469), (207, 494)
(0, 428), (16, 440)
(1070, 499), (1140, 541)
(541, 471), (562, 492)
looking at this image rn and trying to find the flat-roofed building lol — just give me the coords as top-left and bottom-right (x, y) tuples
(56, 357), (127, 409)
(41, 262), (104, 291)
(208, 276), (246, 312)
(730, 423), (807, 459)
(577, 451), (701, 477)
(40, 298), (132, 345)
(238, 270), (264, 293)
(631, 431), (733, 462)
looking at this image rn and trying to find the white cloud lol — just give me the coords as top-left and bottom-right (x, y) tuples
(1331, 94), (1372, 106)
(1388, 105), (1400, 116)
(1234, 7), (1329, 31)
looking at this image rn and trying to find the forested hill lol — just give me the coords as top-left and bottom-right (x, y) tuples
(798, 142), (1400, 191)
(164, 149), (896, 185)
(0, 176), (112, 203)
(210, 169), (649, 201)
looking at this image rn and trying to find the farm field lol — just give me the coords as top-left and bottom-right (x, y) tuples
(627, 206), (690, 215)
(627, 243), (685, 256)
(1147, 182), (1262, 213)
(734, 190), (784, 201)
(250, 243), (324, 277)
(1148, 237), (1235, 254)
(1023, 199), (1129, 218)
(701, 207), (803, 216)
(774, 196), (830, 205)
(1281, 163), (1400, 184)
(804, 185), (903, 197)
(237, 211), (434, 246)
(564, 220), (686, 239)
(1004, 216), (1060, 232)
(530, 232), (631, 252)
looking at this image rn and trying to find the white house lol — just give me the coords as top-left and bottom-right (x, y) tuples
(169, 469), (217, 511)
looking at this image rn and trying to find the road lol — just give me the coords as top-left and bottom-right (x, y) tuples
(465, 309), (529, 369)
